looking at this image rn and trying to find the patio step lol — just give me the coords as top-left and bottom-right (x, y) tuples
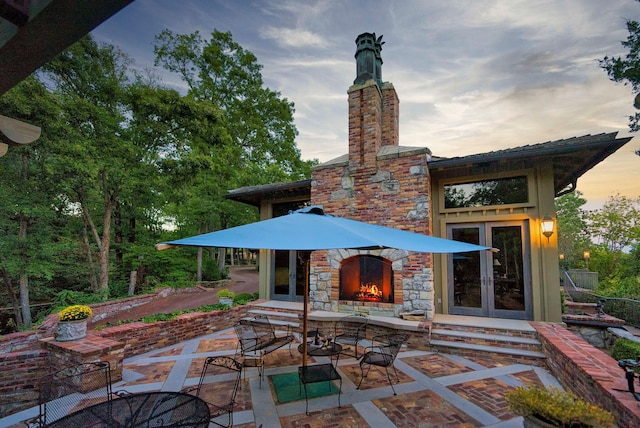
(429, 315), (546, 365)
(246, 302), (303, 331)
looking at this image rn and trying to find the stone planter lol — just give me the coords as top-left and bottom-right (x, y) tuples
(522, 414), (560, 428)
(55, 319), (88, 341)
(218, 297), (233, 306)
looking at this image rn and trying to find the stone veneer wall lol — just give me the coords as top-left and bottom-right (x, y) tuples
(310, 80), (432, 318)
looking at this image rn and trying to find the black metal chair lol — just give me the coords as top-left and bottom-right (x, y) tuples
(183, 356), (243, 428)
(357, 334), (408, 395)
(25, 361), (113, 427)
(334, 313), (368, 358)
(234, 315), (294, 387)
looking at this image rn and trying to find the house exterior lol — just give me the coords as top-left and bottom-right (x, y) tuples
(227, 33), (632, 323)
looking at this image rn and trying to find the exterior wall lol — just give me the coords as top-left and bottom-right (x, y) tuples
(430, 162), (562, 322)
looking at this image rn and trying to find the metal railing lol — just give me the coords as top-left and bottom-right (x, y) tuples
(562, 270), (640, 328)
(567, 269), (599, 290)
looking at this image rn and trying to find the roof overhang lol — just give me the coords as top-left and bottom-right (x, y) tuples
(428, 132), (633, 196)
(0, 0), (134, 96)
(226, 179), (311, 207)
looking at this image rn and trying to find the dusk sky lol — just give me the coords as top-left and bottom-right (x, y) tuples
(92, 0), (640, 210)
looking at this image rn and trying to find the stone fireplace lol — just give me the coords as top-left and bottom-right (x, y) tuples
(339, 255), (394, 303)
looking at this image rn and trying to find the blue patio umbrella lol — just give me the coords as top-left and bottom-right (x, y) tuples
(156, 206), (489, 253)
(156, 206), (490, 365)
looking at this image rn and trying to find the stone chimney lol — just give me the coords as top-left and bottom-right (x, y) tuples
(348, 33), (399, 170)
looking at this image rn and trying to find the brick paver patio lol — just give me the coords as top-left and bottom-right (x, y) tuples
(2, 327), (563, 427)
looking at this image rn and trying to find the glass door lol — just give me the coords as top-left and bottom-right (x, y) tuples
(271, 250), (306, 302)
(448, 221), (531, 319)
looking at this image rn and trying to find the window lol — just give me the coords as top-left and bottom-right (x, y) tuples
(444, 176), (528, 209)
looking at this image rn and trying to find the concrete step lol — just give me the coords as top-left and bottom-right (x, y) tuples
(246, 303), (303, 331)
(241, 315), (300, 330)
(429, 339), (547, 365)
(431, 328), (542, 352)
(247, 309), (300, 319)
(429, 315), (545, 365)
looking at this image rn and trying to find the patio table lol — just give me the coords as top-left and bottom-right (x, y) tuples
(44, 391), (210, 427)
(298, 363), (342, 415)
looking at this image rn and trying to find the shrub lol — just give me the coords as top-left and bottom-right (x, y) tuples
(505, 385), (614, 427)
(217, 289), (235, 299)
(233, 292), (256, 304)
(611, 338), (640, 362)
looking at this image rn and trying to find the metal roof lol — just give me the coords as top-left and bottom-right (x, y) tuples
(428, 132), (633, 196)
(226, 179), (311, 207)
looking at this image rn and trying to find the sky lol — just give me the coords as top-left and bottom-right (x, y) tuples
(92, 0), (640, 210)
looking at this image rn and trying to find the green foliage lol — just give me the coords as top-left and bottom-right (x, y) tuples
(600, 14), (640, 132)
(233, 292), (258, 305)
(555, 191), (590, 270)
(53, 290), (101, 309)
(505, 385), (614, 427)
(1, 29), (310, 328)
(217, 289), (235, 299)
(611, 338), (640, 361)
(588, 194), (640, 253)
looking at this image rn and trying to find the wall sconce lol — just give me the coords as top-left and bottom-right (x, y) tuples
(541, 214), (554, 241)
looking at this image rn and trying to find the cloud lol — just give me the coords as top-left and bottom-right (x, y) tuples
(259, 27), (328, 49)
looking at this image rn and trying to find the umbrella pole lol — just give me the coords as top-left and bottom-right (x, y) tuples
(302, 255), (309, 367)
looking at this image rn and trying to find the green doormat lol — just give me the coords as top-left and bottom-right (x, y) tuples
(271, 372), (339, 403)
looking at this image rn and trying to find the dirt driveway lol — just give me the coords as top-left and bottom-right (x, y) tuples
(93, 265), (259, 326)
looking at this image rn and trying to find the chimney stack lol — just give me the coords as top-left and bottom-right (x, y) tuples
(349, 33), (399, 170)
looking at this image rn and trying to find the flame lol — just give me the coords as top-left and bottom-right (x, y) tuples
(360, 283), (382, 298)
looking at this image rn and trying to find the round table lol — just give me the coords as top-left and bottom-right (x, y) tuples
(44, 391), (210, 428)
(298, 341), (343, 357)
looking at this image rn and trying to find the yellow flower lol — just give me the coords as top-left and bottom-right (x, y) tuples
(58, 305), (93, 322)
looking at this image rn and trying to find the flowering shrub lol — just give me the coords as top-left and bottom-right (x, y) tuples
(506, 385), (614, 427)
(58, 305), (93, 322)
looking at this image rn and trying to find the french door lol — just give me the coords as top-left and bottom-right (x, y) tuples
(447, 221), (532, 319)
(271, 250), (306, 302)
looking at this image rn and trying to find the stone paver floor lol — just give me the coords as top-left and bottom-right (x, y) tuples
(2, 328), (563, 427)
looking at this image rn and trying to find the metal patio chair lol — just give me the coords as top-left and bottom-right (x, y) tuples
(357, 334), (408, 395)
(183, 356), (243, 428)
(25, 361), (113, 427)
(334, 313), (369, 358)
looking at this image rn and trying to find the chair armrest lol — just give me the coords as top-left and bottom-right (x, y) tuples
(364, 335), (392, 354)
(112, 389), (132, 398)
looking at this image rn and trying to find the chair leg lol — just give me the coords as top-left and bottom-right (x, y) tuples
(357, 363), (372, 390)
(384, 366), (398, 395)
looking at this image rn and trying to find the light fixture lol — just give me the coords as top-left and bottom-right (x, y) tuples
(584, 250), (590, 270)
(559, 253), (565, 260)
(541, 214), (554, 241)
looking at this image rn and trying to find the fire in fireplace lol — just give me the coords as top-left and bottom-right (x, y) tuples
(339, 255), (394, 303)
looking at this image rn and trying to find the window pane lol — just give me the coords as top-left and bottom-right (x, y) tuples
(444, 176), (528, 209)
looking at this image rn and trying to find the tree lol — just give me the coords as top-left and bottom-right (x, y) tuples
(0, 77), (68, 328)
(153, 29), (314, 186)
(600, 1), (640, 132)
(588, 194), (640, 252)
(555, 191), (590, 269)
(40, 36), (137, 294)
